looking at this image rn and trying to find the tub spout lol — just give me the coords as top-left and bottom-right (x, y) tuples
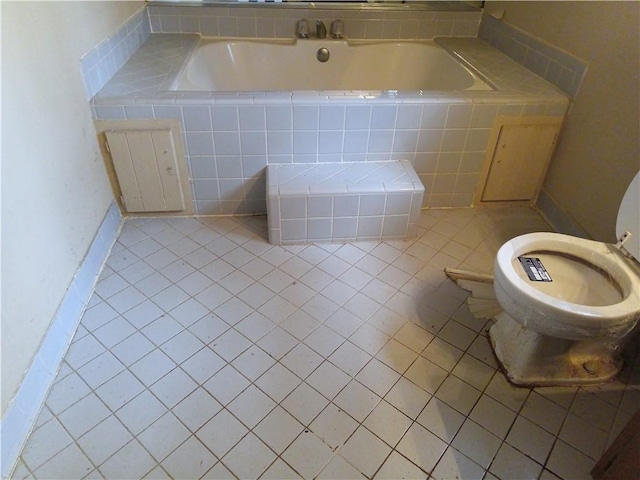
(316, 20), (327, 39)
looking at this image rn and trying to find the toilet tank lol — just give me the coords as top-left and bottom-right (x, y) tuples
(616, 171), (640, 261)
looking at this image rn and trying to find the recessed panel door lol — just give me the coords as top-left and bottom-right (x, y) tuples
(106, 129), (185, 213)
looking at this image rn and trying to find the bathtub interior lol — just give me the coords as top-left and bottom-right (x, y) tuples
(172, 37), (494, 92)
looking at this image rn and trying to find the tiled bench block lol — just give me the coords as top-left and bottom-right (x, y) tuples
(266, 161), (425, 245)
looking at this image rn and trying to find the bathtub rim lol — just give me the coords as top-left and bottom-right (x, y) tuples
(91, 34), (571, 108)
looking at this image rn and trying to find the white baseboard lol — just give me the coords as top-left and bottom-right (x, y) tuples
(1, 201), (122, 479)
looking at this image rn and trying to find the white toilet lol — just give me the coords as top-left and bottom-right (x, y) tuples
(490, 172), (640, 386)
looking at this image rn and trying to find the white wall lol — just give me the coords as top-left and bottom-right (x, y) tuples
(1, 1), (143, 416)
(485, 1), (640, 241)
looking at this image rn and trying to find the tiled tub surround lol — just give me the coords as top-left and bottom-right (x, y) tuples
(80, 7), (151, 100)
(146, 3), (482, 40)
(78, 1), (482, 100)
(478, 13), (588, 99)
(92, 34), (569, 215)
(266, 161), (424, 244)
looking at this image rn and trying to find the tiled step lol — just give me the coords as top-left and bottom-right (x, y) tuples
(267, 161), (425, 245)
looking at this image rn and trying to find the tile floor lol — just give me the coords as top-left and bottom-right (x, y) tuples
(12, 207), (640, 480)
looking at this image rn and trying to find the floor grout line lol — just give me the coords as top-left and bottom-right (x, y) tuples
(13, 208), (640, 480)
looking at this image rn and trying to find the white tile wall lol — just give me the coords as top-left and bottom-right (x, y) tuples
(146, 4), (481, 40)
(80, 7), (151, 100)
(478, 13), (588, 98)
(94, 100), (565, 215)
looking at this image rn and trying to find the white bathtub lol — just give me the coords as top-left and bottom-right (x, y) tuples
(95, 33), (569, 214)
(174, 37), (493, 92)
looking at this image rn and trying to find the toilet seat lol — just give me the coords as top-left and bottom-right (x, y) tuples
(495, 232), (640, 341)
(510, 251), (622, 307)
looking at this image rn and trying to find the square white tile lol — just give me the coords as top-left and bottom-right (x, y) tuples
(281, 382), (330, 426)
(305, 360), (351, 400)
(396, 423), (448, 473)
(227, 385), (277, 429)
(172, 387), (222, 432)
(281, 430), (335, 479)
(137, 412), (191, 462)
(416, 397), (466, 443)
(254, 406), (304, 454)
(451, 419), (502, 469)
(489, 443), (542, 480)
(160, 437), (217, 480)
(339, 426), (392, 478)
(469, 394), (517, 438)
(77, 416), (133, 466)
(98, 439), (157, 479)
(149, 368), (198, 409)
(363, 400), (413, 448)
(221, 433), (277, 479)
(196, 409), (249, 459)
(374, 451), (428, 480)
(431, 446), (484, 480)
(114, 390), (167, 436)
(310, 403), (359, 449)
(57, 392), (112, 440)
(33, 443), (94, 480)
(318, 455), (366, 479)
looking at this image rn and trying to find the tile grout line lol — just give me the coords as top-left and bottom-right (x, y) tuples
(17, 209), (638, 480)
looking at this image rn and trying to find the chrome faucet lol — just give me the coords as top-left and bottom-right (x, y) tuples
(316, 20), (327, 39)
(330, 20), (344, 39)
(296, 19), (309, 39)
(297, 19), (332, 39)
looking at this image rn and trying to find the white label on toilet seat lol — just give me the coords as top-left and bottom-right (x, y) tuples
(518, 256), (552, 282)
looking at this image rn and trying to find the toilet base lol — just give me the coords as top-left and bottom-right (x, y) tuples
(489, 312), (623, 387)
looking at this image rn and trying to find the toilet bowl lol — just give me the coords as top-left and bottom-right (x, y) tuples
(490, 172), (640, 386)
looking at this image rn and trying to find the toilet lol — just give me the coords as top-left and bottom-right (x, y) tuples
(490, 172), (640, 386)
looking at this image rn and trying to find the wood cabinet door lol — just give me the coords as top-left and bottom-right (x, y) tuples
(106, 128), (186, 213)
(476, 116), (563, 205)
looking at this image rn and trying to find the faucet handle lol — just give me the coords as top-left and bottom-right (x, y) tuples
(297, 19), (309, 39)
(331, 19), (344, 39)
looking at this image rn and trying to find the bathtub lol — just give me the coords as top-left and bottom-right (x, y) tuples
(173, 37), (493, 92)
(94, 33), (569, 214)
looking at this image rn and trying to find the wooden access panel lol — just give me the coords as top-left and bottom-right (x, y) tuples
(475, 116), (563, 205)
(106, 128), (185, 213)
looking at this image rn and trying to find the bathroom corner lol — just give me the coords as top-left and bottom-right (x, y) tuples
(480, 1), (640, 242)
